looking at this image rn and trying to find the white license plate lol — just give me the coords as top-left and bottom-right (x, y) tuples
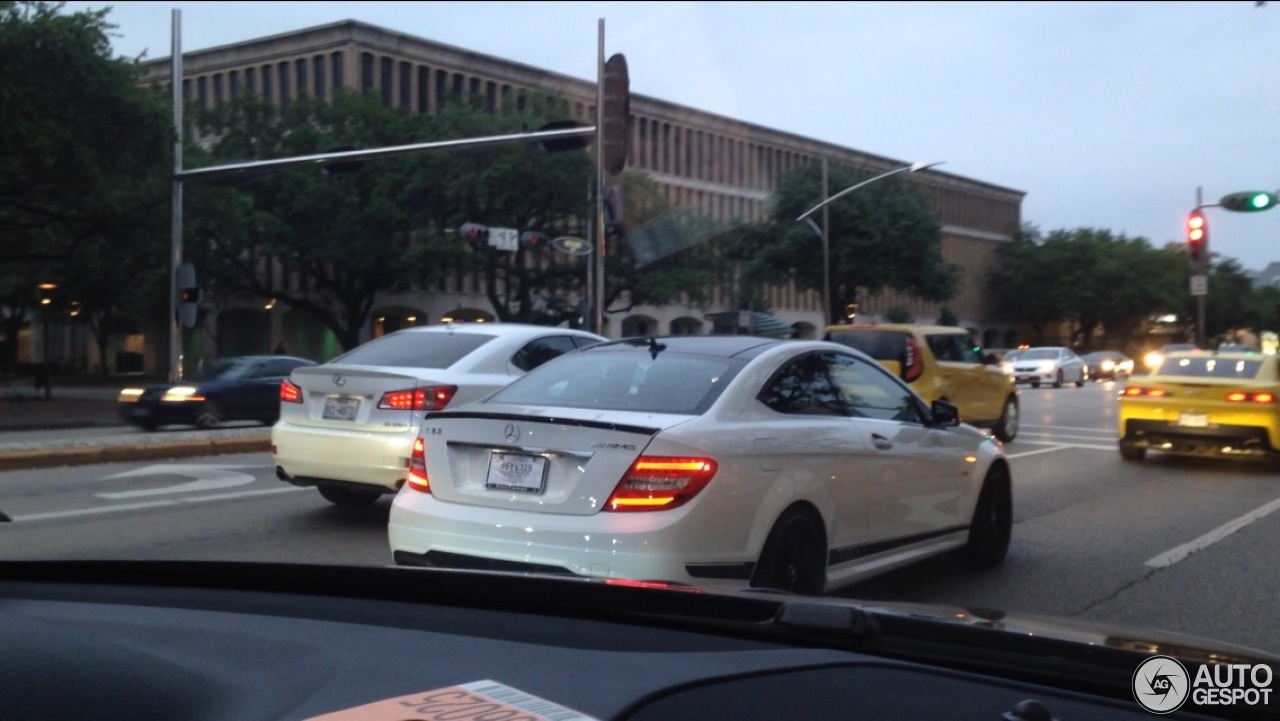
(322, 396), (360, 421)
(485, 452), (547, 493)
(1178, 413), (1209, 428)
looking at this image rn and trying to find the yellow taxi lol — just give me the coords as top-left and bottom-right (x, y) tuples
(1118, 349), (1280, 462)
(824, 323), (1019, 441)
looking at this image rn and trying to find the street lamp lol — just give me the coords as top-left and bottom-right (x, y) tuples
(797, 160), (945, 323)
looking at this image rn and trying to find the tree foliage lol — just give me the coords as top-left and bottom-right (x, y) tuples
(0, 1), (172, 375)
(725, 161), (956, 321)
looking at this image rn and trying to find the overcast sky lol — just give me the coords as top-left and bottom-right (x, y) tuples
(62, 1), (1280, 271)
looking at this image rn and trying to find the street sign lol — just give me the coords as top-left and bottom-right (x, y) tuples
(551, 236), (593, 256)
(1190, 274), (1207, 297)
(489, 227), (518, 252)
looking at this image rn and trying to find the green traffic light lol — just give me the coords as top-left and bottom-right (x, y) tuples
(1220, 190), (1278, 212)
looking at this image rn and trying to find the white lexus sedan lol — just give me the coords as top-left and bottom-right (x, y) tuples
(388, 336), (1011, 595)
(272, 323), (604, 506)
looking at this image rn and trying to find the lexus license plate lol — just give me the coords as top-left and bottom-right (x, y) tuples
(322, 396), (360, 421)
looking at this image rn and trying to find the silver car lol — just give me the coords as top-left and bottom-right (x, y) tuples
(272, 323), (604, 506)
(1008, 346), (1087, 388)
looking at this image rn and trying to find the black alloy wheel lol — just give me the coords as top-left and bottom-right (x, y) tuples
(956, 464), (1012, 569)
(751, 507), (827, 595)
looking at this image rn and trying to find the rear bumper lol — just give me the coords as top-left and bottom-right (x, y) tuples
(1121, 419), (1280, 458)
(271, 420), (415, 491)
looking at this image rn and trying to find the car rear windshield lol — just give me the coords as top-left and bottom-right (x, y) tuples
(824, 329), (905, 361)
(488, 351), (744, 415)
(329, 331), (493, 369)
(1157, 356), (1266, 379)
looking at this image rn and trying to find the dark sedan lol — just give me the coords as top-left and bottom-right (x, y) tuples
(1081, 350), (1134, 380)
(117, 355), (315, 430)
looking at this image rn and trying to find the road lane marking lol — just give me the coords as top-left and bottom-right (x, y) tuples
(1008, 446), (1073, 459)
(7, 486), (307, 523)
(99, 463), (268, 499)
(1145, 495), (1280, 568)
(1011, 440), (1118, 451)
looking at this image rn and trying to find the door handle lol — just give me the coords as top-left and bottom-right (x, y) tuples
(871, 433), (893, 450)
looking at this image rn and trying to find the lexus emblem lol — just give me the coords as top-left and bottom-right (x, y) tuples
(504, 423), (521, 444)
(332, 374), (346, 387)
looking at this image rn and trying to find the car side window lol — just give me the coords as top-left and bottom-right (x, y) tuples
(758, 353), (847, 417)
(511, 335), (580, 372)
(955, 334), (984, 364)
(926, 334), (960, 362)
(827, 354), (924, 424)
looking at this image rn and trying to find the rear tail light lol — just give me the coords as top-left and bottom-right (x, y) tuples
(1121, 386), (1166, 398)
(406, 437), (431, 493)
(902, 335), (924, 383)
(604, 456), (718, 512)
(280, 379), (303, 404)
(1226, 391), (1276, 404)
(378, 385), (458, 411)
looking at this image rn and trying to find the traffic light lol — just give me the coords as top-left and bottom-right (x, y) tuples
(1219, 191), (1278, 213)
(1186, 209), (1209, 269)
(175, 262), (199, 329)
(519, 231), (549, 248)
(601, 53), (630, 175)
(458, 223), (489, 241)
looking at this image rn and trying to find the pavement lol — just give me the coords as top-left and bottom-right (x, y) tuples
(0, 382), (271, 471)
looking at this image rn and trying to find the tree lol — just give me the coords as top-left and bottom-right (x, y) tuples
(727, 161), (957, 323)
(0, 1), (172, 262)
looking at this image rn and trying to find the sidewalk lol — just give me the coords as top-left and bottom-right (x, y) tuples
(0, 383), (270, 470)
(0, 384), (122, 431)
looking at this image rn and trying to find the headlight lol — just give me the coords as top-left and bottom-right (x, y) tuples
(161, 386), (204, 402)
(118, 388), (144, 402)
(1144, 351), (1163, 370)
(1100, 360), (1115, 371)
(1037, 361), (1055, 372)
(1000, 362), (1014, 374)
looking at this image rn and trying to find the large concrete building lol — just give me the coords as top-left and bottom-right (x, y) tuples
(136, 19), (1025, 364)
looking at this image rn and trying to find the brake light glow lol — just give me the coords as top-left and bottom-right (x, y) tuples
(280, 379), (303, 404)
(1226, 391), (1276, 404)
(406, 437), (430, 493)
(902, 335), (924, 383)
(1122, 387), (1166, 398)
(378, 385), (458, 411)
(604, 456), (718, 512)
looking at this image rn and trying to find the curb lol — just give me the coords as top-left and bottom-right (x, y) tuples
(0, 436), (271, 472)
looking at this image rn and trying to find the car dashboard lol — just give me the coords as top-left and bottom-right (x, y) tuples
(0, 561), (1265, 721)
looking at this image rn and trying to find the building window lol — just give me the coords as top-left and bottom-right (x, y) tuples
(261, 65), (273, 104)
(212, 73), (223, 106)
(485, 80), (497, 114)
(196, 76), (207, 109)
(331, 51), (344, 90)
(380, 56), (393, 107)
(295, 58), (307, 97)
(228, 70), (239, 97)
(435, 69), (448, 109)
(399, 61), (411, 108)
(277, 62), (290, 102)
(360, 52), (374, 94)
(451, 73), (464, 101)
(313, 56), (326, 98)
(417, 66), (430, 113)
(245, 67), (256, 95)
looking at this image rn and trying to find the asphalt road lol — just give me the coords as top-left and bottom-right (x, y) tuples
(2, 380), (1279, 656)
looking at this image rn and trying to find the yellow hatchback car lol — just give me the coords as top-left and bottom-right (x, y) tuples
(824, 324), (1019, 441)
(1118, 349), (1280, 463)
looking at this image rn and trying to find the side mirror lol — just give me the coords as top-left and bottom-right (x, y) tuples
(930, 399), (961, 427)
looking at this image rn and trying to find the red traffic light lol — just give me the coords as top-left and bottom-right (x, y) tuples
(1186, 209), (1208, 267)
(520, 231), (549, 248)
(458, 223), (489, 241)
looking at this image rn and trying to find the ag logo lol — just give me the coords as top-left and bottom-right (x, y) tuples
(1133, 655), (1190, 714)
